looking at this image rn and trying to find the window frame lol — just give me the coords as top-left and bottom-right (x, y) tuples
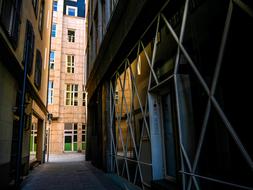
(67, 29), (75, 42)
(23, 20), (35, 76)
(53, 0), (57, 11)
(65, 84), (78, 106)
(66, 5), (77, 16)
(0, 0), (22, 48)
(66, 55), (75, 73)
(48, 81), (54, 104)
(50, 51), (55, 69)
(34, 49), (42, 90)
(38, 0), (45, 38)
(51, 23), (57, 37)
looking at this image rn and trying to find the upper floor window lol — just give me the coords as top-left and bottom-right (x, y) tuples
(50, 51), (55, 69)
(23, 20), (35, 76)
(53, 0), (57, 11)
(34, 50), (42, 90)
(32, 0), (38, 16)
(66, 55), (75, 73)
(66, 84), (78, 106)
(82, 85), (86, 106)
(48, 81), (54, 104)
(52, 23), (57, 37)
(66, 6), (77, 16)
(82, 92), (86, 106)
(67, 29), (75, 42)
(0, 0), (22, 46)
(38, 1), (45, 35)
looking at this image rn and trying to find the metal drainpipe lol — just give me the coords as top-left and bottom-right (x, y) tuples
(15, 58), (28, 186)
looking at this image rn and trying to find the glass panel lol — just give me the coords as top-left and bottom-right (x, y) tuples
(53, 0), (57, 11)
(82, 135), (85, 141)
(82, 124), (85, 130)
(66, 92), (70, 98)
(73, 143), (77, 151)
(66, 84), (70, 91)
(74, 85), (78, 91)
(113, 42), (152, 186)
(215, 3), (253, 158)
(64, 136), (72, 151)
(82, 142), (85, 150)
(67, 55), (71, 63)
(74, 135), (77, 142)
(162, 94), (176, 178)
(64, 123), (72, 130)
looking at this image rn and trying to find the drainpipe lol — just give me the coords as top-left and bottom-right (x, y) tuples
(15, 58), (29, 186)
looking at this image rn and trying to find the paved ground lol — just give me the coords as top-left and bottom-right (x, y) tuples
(21, 153), (121, 190)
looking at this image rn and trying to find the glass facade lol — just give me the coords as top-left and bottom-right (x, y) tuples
(87, 0), (253, 189)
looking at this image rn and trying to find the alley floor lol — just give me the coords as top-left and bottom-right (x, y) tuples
(21, 153), (121, 190)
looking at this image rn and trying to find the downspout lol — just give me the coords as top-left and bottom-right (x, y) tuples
(46, 0), (54, 162)
(15, 50), (29, 187)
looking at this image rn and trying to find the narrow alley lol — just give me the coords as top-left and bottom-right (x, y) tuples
(21, 154), (121, 190)
(1, 0), (253, 189)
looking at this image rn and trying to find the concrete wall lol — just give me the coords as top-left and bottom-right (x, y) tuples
(0, 63), (17, 165)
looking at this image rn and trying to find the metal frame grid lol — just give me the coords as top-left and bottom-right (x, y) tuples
(109, 61), (152, 189)
(108, 0), (253, 189)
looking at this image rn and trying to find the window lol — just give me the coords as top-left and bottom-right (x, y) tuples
(64, 123), (78, 151)
(48, 81), (54, 104)
(66, 55), (75, 73)
(82, 124), (86, 150)
(68, 30), (75, 42)
(0, 0), (22, 46)
(50, 51), (55, 69)
(23, 20), (35, 76)
(53, 0), (57, 11)
(65, 84), (78, 106)
(30, 123), (37, 153)
(32, 0), (38, 15)
(82, 92), (86, 106)
(52, 23), (56, 37)
(66, 6), (77, 16)
(34, 50), (42, 90)
(38, 1), (45, 35)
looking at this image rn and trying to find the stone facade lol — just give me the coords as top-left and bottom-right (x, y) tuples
(0, 0), (53, 187)
(48, 0), (86, 154)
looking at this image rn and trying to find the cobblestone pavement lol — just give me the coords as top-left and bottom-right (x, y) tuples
(21, 153), (121, 190)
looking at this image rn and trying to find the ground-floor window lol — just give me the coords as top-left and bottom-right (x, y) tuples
(64, 123), (78, 151)
(82, 124), (86, 150)
(30, 123), (37, 153)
